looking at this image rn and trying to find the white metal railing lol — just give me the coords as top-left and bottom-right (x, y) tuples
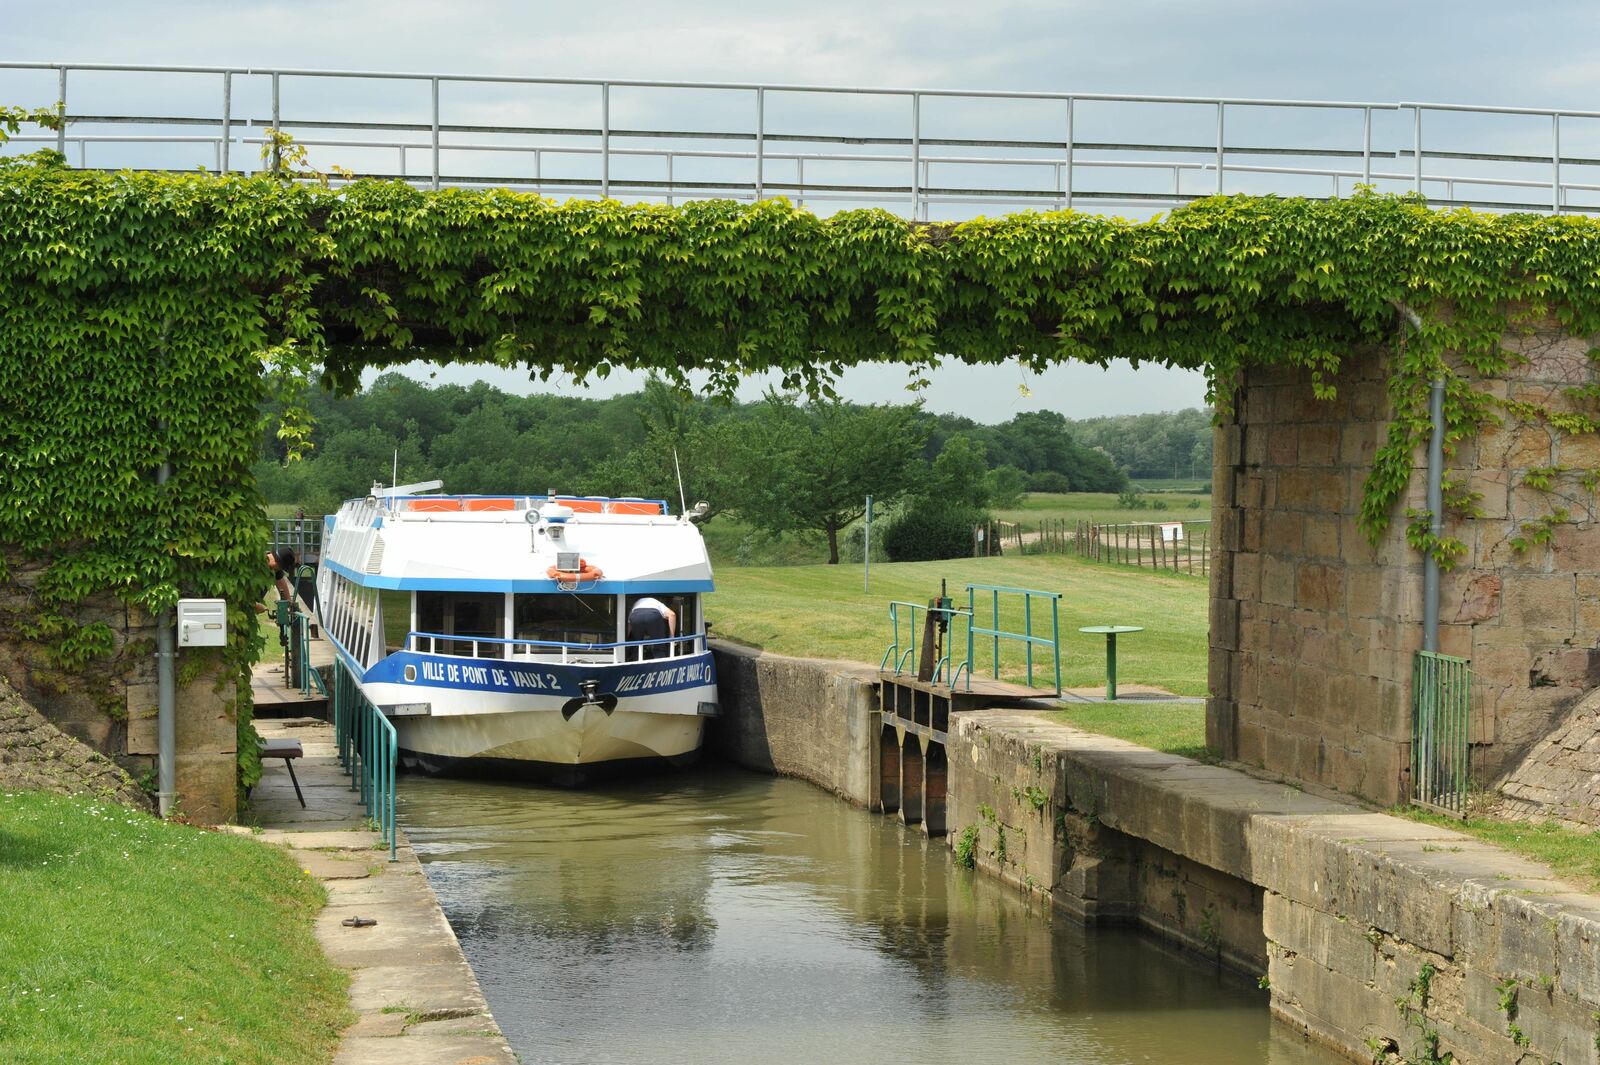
(3, 62), (1600, 217)
(403, 629), (707, 664)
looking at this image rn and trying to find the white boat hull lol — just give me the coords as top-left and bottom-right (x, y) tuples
(354, 648), (717, 779)
(393, 706), (705, 767)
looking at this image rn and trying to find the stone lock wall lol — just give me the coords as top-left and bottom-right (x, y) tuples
(708, 641), (880, 807)
(1210, 326), (1600, 807)
(954, 710), (1600, 1065)
(0, 554), (239, 822)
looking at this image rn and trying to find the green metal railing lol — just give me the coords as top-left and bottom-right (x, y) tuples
(964, 584), (1063, 696)
(293, 611), (328, 697)
(271, 601), (327, 699)
(1412, 650), (1472, 817)
(880, 600), (974, 684)
(332, 657), (398, 860)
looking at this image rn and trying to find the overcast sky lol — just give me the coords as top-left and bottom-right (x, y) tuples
(9, 1), (1598, 420)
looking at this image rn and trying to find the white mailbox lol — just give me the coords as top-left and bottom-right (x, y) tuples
(176, 598), (228, 647)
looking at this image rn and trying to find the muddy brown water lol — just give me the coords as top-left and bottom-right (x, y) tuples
(401, 766), (1346, 1065)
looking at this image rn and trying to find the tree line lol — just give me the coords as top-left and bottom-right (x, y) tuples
(256, 374), (1212, 562)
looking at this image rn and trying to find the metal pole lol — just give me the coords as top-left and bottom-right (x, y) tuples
(601, 82), (610, 198)
(1553, 111), (1562, 214)
(796, 157), (804, 209)
(666, 152), (673, 207)
(1106, 632), (1119, 701)
(271, 72), (281, 174)
(755, 87), (765, 200)
(1051, 596), (1061, 696)
(966, 587), (975, 692)
(1423, 377), (1445, 652)
(911, 92), (921, 220)
(430, 77), (440, 191)
(1362, 105), (1372, 186)
(1215, 101), (1224, 194)
(1024, 594), (1033, 686)
(56, 66), (66, 156)
(1413, 105), (1423, 193)
(991, 588), (999, 677)
(863, 495), (872, 592)
(220, 71), (231, 174)
(1064, 97), (1074, 210)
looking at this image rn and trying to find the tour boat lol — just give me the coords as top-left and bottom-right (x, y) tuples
(314, 481), (717, 783)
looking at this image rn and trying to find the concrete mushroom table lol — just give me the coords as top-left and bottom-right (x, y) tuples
(1077, 625), (1145, 701)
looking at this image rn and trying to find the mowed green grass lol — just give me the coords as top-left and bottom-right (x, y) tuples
(0, 791), (350, 1065)
(707, 552), (1210, 696)
(993, 491), (1213, 529)
(1044, 703), (1211, 760)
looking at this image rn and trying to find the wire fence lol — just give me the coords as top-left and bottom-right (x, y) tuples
(1026, 518), (1211, 575)
(5, 62), (1600, 218)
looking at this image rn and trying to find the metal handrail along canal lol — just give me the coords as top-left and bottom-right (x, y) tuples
(332, 657), (398, 860)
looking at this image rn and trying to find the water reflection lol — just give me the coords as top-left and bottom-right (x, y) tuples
(402, 766), (1340, 1065)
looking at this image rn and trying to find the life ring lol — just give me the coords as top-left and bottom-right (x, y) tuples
(547, 559), (604, 583)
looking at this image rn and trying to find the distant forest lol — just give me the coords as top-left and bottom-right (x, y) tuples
(256, 373), (1213, 516)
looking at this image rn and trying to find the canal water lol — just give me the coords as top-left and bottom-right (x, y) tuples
(401, 766), (1344, 1065)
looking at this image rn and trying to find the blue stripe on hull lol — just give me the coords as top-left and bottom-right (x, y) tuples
(364, 649), (716, 698)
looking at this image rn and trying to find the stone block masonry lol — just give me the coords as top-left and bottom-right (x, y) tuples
(1210, 325), (1600, 811)
(1, 552), (239, 822)
(708, 641), (879, 807)
(0, 674), (148, 807)
(950, 709), (1600, 1065)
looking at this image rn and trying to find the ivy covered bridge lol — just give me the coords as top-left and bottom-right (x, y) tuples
(1, 64), (1599, 834)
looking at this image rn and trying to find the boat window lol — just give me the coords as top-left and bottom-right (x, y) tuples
(416, 591), (505, 658)
(514, 594), (616, 648)
(625, 594), (696, 659)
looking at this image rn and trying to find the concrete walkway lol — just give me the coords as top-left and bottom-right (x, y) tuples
(239, 716), (515, 1065)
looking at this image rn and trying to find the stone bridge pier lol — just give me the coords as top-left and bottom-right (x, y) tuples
(1208, 323), (1600, 817)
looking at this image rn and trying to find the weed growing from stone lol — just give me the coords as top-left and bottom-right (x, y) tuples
(954, 826), (979, 869)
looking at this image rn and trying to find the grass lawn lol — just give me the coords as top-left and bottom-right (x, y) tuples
(1045, 703), (1211, 760)
(707, 552), (1210, 696)
(993, 491), (1213, 529)
(1396, 807), (1600, 893)
(0, 791), (350, 1065)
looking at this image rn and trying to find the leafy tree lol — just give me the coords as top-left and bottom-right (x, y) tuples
(585, 420), (746, 519)
(735, 398), (929, 564)
(986, 465), (1027, 508)
(883, 499), (984, 562)
(926, 435), (991, 508)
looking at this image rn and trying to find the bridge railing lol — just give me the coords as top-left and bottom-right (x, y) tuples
(268, 516), (322, 565)
(5, 62), (1600, 217)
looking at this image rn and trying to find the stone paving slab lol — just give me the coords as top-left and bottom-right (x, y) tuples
(248, 718), (514, 1065)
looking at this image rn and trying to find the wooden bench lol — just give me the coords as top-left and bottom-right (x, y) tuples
(260, 737), (305, 807)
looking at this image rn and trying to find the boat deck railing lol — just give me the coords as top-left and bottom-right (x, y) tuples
(403, 630), (707, 664)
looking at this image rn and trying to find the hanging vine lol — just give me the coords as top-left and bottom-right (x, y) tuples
(3, 127), (1599, 786)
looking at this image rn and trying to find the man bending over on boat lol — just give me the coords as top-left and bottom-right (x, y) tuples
(254, 548), (297, 616)
(627, 596), (676, 661)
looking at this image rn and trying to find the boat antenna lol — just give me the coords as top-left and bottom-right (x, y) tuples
(672, 447), (688, 515)
(392, 449), (399, 491)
